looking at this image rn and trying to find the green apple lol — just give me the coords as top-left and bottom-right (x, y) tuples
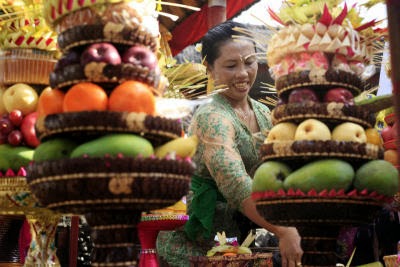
(265, 122), (297, 142)
(354, 159), (399, 196)
(3, 83), (38, 115)
(294, 119), (331, 141)
(252, 161), (292, 192)
(332, 122), (367, 143)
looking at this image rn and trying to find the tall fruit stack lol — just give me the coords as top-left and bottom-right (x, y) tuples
(250, 1), (398, 266)
(0, 1), (59, 265)
(26, 0), (194, 266)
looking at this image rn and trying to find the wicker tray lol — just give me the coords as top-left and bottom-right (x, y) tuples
(189, 253), (273, 267)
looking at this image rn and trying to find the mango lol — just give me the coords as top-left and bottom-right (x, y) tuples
(283, 159), (354, 192)
(0, 144), (12, 170)
(0, 144), (34, 171)
(354, 159), (399, 196)
(34, 138), (79, 163)
(70, 133), (154, 158)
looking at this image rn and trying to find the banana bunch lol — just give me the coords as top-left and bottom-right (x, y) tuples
(155, 135), (198, 158)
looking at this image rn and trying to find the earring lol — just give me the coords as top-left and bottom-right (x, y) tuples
(206, 73), (215, 95)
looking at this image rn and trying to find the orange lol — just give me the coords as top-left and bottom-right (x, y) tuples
(108, 81), (155, 114)
(365, 128), (383, 146)
(384, 149), (399, 166)
(37, 87), (65, 117)
(63, 82), (108, 112)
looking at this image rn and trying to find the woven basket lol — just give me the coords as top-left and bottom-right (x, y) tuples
(384, 255), (400, 267)
(189, 253), (273, 267)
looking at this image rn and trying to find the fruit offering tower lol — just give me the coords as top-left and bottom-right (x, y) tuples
(26, 0), (195, 266)
(250, 1), (397, 266)
(0, 1), (61, 265)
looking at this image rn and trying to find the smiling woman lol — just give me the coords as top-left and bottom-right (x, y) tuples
(156, 20), (303, 267)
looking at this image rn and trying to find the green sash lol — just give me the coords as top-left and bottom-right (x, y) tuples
(184, 174), (226, 240)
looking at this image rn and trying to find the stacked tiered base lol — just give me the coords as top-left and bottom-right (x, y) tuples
(28, 155), (192, 266)
(253, 190), (388, 267)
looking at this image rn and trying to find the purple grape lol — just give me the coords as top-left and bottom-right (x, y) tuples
(0, 117), (14, 135)
(8, 130), (23, 146)
(9, 110), (23, 127)
(0, 132), (7, 144)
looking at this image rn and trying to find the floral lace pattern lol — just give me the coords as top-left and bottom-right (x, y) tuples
(156, 94), (272, 266)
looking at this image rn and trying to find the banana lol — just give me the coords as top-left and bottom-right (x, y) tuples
(155, 135), (198, 158)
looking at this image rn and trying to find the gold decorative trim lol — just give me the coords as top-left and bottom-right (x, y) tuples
(29, 172), (189, 186)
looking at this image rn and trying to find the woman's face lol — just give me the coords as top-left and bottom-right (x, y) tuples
(208, 39), (258, 102)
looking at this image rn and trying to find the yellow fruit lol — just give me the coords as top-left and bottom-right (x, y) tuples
(155, 135), (198, 158)
(3, 83), (38, 115)
(0, 86), (8, 115)
(384, 149), (399, 166)
(365, 128), (383, 146)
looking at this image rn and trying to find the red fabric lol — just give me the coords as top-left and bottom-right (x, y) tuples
(137, 217), (188, 267)
(19, 218), (31, 264)
(169, 0), (258, 55)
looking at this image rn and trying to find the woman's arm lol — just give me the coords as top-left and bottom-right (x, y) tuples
(241, 196), (303, 267)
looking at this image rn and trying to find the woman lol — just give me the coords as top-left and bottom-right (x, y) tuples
(157, 20), (303, 267)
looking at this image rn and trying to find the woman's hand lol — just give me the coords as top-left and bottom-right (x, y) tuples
(275, 226), (303, 267)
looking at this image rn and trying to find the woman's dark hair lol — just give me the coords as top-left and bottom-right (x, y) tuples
(201, 20), (247, 66)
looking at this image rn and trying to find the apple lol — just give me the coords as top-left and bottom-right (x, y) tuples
(294, 119), (331, 141)
(331, 122), (367, 143)
(265, 122), (297, 142)
(80, 43), (122, 66)
(288, 88), (319, 103)
(323, 87), (354, 104)
(252, 161), (292, 192)
(3, 83), (38, 115)
(381, 126), (395, 142)
(20, 111), (40, 148)
(122, 45), (158, 70)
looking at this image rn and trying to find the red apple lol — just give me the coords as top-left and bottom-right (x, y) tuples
(381, 126), (395, 143)
(122, 45), (158, 70)
(288, 88), (319, 103)
(80, 43), (121, 66)
(323, 88), (354, 104)
(20, 111), (40, 147)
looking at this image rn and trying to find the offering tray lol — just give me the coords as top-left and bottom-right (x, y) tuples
(27, 157), (193, 267)
(252, 189), (388, 267)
